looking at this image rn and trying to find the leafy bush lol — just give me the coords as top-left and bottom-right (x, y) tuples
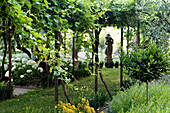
(108, 82), (170, 113)
(99, 61), (104, 68)
(0, 81), (11, 100)
(105, 61), (114, 68)
(122, 41), (169, 83)
(4, 57), (45, 87)
(122, 78), (141, 89)
(114, 61), (119, 68)
(89, 92), (107, 110)
(71, 88), (108, 111)
(74, 61), (90, 79)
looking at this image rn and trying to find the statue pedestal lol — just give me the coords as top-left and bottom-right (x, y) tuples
(105, 57), (112, 62)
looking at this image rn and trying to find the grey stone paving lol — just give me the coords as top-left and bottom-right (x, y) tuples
(13, 88), (34, 96)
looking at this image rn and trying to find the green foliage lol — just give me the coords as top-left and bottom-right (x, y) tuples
(0, 68), (121, 113)
(0, 81), (11, 100)
(105, 61), (114, 68)
(25, 106), (56, 113)
(89, 92), (108, 110)
(4, 57), (47, 87)
(99, 61), (104, 68)
(122, 40), (169, 82)
(108, 82), (170, 113)
(74, 61), (90, 79)
(122, 78), (141, 89)
(114, 61), (119, 68)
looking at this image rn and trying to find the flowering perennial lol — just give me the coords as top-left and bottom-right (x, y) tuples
(55, 98), (97, 113)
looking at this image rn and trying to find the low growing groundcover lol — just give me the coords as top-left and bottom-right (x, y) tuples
(108, 81), (170, 113)
(0, 68), (123, 113)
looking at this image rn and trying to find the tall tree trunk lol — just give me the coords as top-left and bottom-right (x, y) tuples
(0, 11), (7, 81)
(120, 23), (123, 88)
(64, 32), (66, 56)
(127, 26), (129, 55)
(146, 82), (149, 103)
(90, 31), (95, 74)
(46, 55), (49, 88)
(54, 30), (61, 104)
(72, 33), (75, 76)
(94, 28), (101, 94)
(136, 20), (140, 46)
(8, 19), (12, 99)
(46, 27), (49, 88)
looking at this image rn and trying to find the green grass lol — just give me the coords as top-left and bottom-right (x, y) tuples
(0, 68), (127, 113)
(108, 82), (170, 113)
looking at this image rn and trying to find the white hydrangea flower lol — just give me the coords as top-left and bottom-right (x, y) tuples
(65, 67), (68, 70)
(17, 63), (21, 66)
(14, 58), (20, 61)
(20, 75), (24, 78)
(17, 55), (21, 58)
(18, 67), (22, 70)
(69, 63), (73, 66)
(12, 62), (18, 66)
(22, 58), (28, 64)
(38, 67), (43, 73)
(26, 70), (32, 73)
(12, 66), (16, 71)
(11, 58), (15, 61)
(5, 71), (9, 77)
(0, 56), (3, 60)
(4, 64), (8, 71)
(23, 65), (26, 68)
(26, 60), (36, 65)
(32, 64), (38, 69)
(11, 79), (13, 82)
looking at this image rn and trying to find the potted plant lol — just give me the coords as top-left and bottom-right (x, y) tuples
(115, 61), (119, 68)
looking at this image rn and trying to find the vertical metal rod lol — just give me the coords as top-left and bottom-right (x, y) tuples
(8, 19), (12, 99)
(120, 23), (123, 88)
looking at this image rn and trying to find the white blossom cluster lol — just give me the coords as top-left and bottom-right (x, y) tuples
(3, 56), (44, 79)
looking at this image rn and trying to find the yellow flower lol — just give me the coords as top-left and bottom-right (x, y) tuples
(86, 100), (89, 106)
(54, 106), (57, 109)
(71, 105), (77, 111)
(90, 107), (95, 113)
(66, 103), (71, 106)
(63, 108), (75, 113)
(59, 101), (63, 104)
(82, 98), (86, 103)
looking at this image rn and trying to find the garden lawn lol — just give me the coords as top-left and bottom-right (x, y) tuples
(0, 68), (126, 113)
